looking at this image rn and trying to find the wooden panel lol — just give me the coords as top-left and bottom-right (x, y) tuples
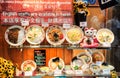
(56, 48), (64, 59)
(64, 49), (72, 65)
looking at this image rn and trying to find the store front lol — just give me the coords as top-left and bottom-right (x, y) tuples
(0, 0), (120, 78)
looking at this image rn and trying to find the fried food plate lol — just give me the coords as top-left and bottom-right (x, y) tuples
(5, 25), (26, 46)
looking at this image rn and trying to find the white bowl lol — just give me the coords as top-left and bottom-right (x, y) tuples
(26, 25), (45, 45)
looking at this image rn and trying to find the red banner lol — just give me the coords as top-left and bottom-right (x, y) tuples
(0, 0), (73, 25)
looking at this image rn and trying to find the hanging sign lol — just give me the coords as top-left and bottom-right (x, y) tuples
(98, 0), (118, 10)
(0, 0), (73, 25)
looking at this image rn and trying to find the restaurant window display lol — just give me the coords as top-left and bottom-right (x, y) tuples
(0, 0), (120, 78)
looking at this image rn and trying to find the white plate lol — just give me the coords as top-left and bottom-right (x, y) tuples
(21, 60), (37, 72)
(77, 52), (92, 64)
(46, 26), (65, 46)
(26, 25), (45, 44)
(66, 26), (84, 44)
(71, 57), (86, 70)
(5, 25), (26, 46)
(48, 57), (65, 71)
(96, 28), (114, 44)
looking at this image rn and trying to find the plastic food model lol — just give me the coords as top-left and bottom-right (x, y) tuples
(21, 60), (37, 72)
(48, 57), (64, 71)
(71, 56), (86, 70)
(90, 63), (101, 75)
(80, 27), (99, 47)
(92, 51), (104, 63)
(77, 52), (92, 64)
(46, 26), (65, 46)
(66, 26), (84, 45)
(26, 25), (45, 45)
(96, 28), (114, 47)
(5, 25), (26, 46)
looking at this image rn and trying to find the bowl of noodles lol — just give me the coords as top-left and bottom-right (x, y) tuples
(65, 26), (84, 44)
(26, 25), (45, 45)
(46, 25), (65, 46)
(96, 28), (114, 44)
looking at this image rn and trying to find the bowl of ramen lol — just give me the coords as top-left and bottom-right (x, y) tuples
(21, 60), (37, 72)
(26, 25), (45, 44)
(46, 25), (65, 46)
(48, 57), (65, 71)
(92, 51), (105, 63)
(5, 25), (26, 46)
(96, 28), (114, 44)
(77, 52), (92, 64)
(66, 26), (84, 45)
(71, 56), (86, 70)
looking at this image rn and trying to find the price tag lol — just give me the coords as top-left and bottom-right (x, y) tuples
(80, 22), (87, 27)
(21, 20), (29, 26)
(54, 70), (62, 75)
(63, 24), (70, 29)
(24, 71), (33, 76)
(75, 70), (83, 74)
(42, 23), (49, 27)
(102, 69), (110, 75)
(96, 61), (102, 66)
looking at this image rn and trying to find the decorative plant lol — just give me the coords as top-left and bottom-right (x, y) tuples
(73, 0), (90, 16)
(0, 57), (16, 78)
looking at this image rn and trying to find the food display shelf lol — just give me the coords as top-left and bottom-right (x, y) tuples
(9, 45), (111, 49)
(14, 74), (111, 78)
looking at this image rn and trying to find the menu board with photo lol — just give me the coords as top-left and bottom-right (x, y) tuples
(34, 50), (46, 66)
(0, 0), (73, 25)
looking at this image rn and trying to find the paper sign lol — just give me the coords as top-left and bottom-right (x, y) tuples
(24, 71), (33, 76)
(63, 24), (71, 29)
(42, 23), (49, 27)
(75, 70), (83, 74)
(102, 69), (110, 75)
(80, 22), (87, 27)
(21, 20), (29, 26)
(54, 70), (62, 75)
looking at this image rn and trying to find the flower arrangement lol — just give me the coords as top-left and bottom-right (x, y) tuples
(0, 57), (16, 78)
(73, 0), (90, 16)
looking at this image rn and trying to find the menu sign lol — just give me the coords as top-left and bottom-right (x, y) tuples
(0, 0), (73, 25)
(34, 50), (46, 66)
